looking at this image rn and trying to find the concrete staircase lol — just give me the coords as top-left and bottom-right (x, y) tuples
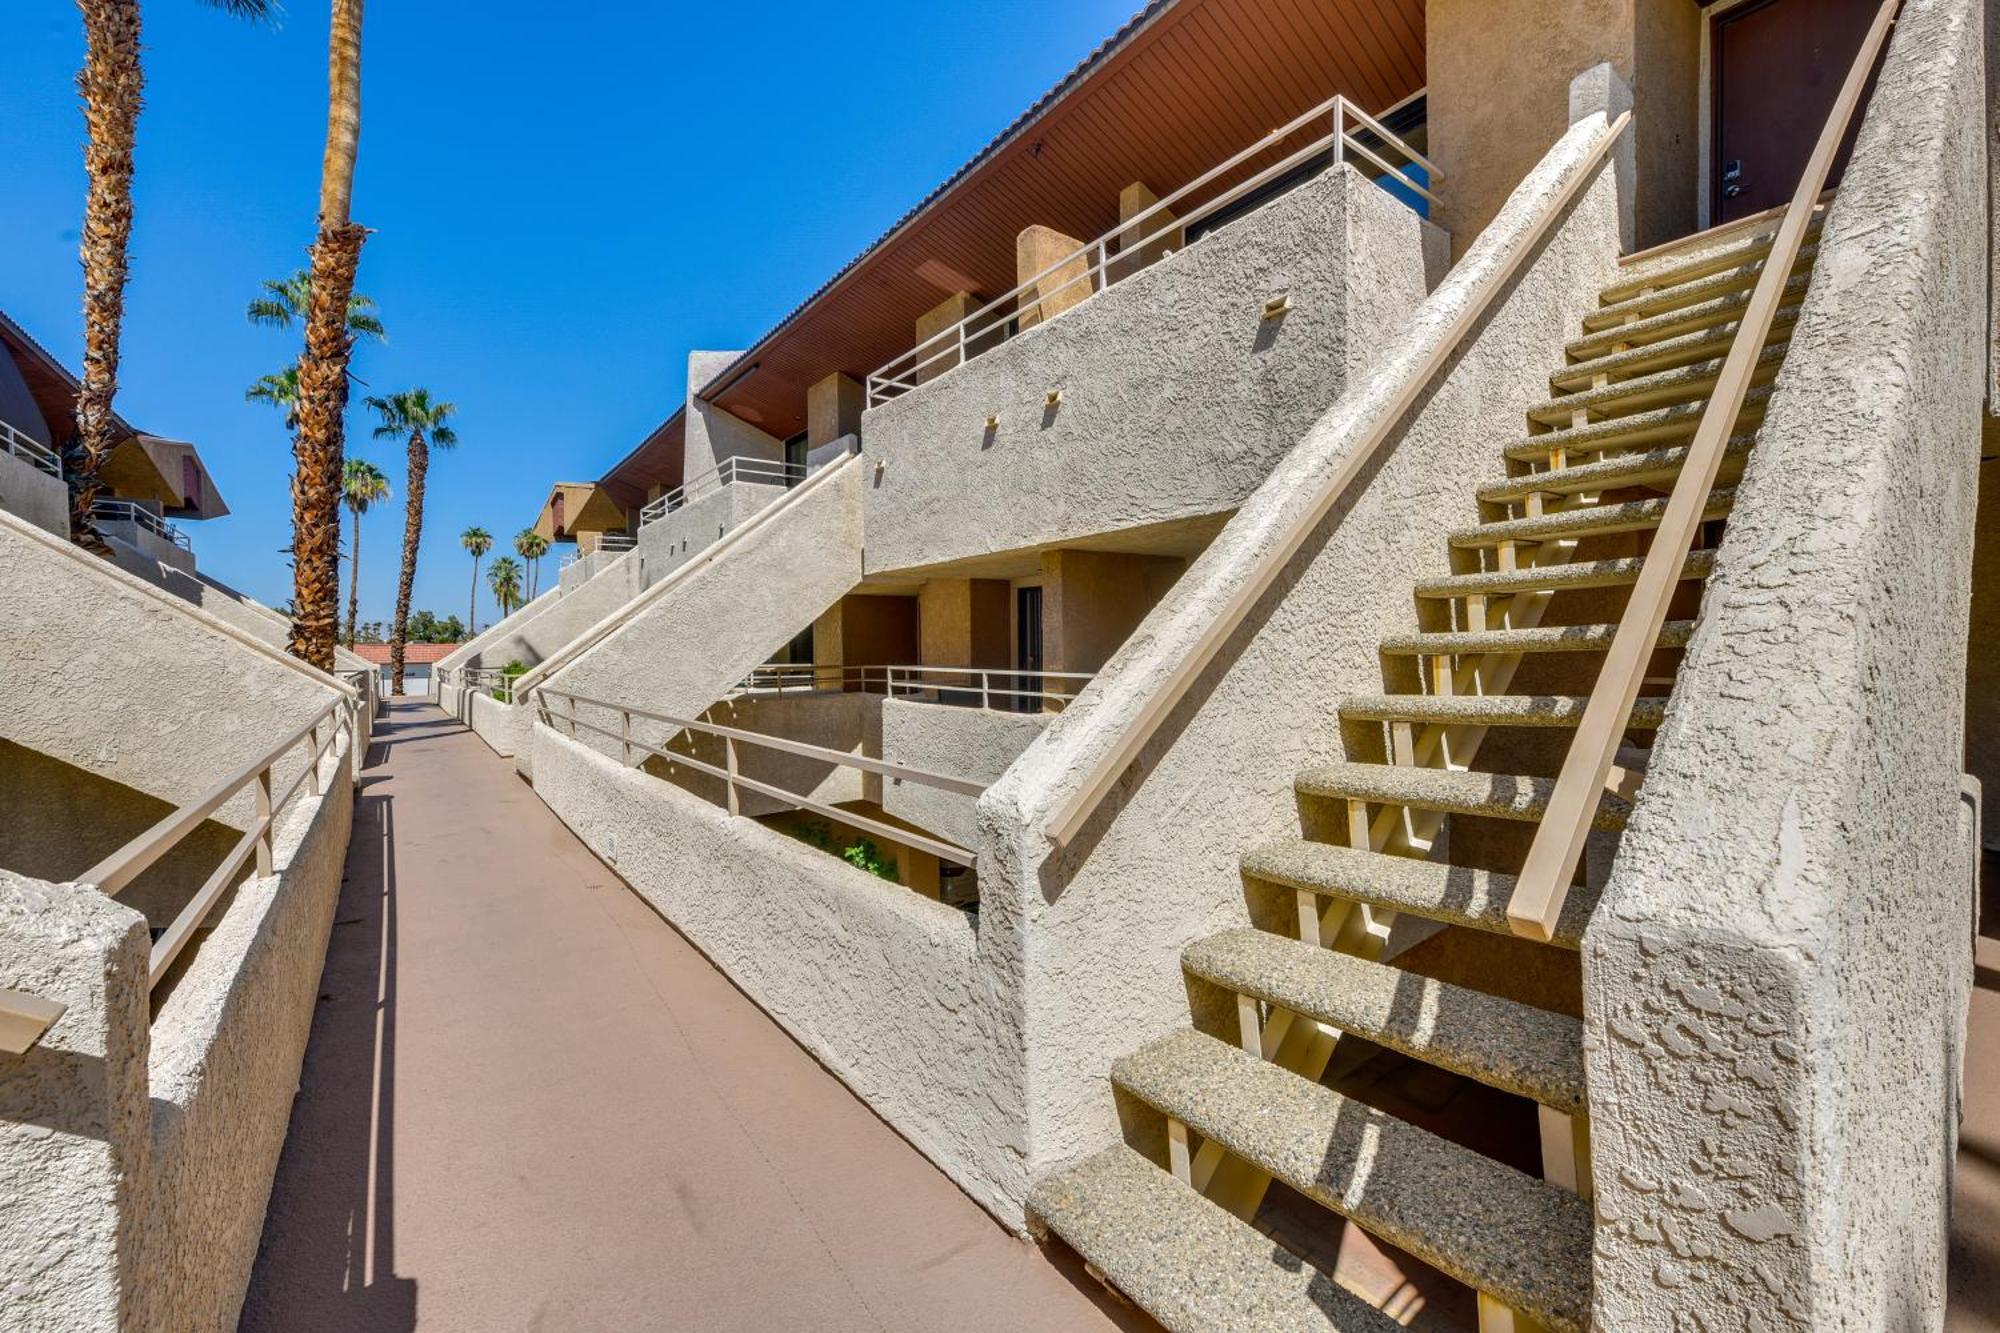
(1029, 214), (1820, 1330)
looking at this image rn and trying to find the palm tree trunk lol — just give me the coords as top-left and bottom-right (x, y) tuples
(468, 554), (479, 635)
(345, 504), (362, 647)
(287, 0), (367, 670)
(388, 431), (426, 695)
(69, 0), (143, 551)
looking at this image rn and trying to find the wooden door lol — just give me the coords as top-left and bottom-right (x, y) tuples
(1711, 0), (1879, 223)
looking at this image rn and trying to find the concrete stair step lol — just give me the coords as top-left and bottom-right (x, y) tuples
(1581, 243), (1818, 332)
(1113, 1029), (1594, 1333)
(1028, 1144), (1407, 1333)
(1477, 437), (1756, 505)
(1448, 489), (1735, 548)
(1551, 307), (1801, 393)
(1412, 549), (1716, 600)
(1504, 389), (1772, 463)
(1525, 342), (1787, 428)
(1295, 760), (1632, 831)
(1339, 692), (1668, 730)
(1184, 928), (1587, 1114)
(1566, 274), (1811, 361)
(1241, 839), (1598, 950)
(1600, 208), (1823, 303)
(1379, 619), (1694, 659)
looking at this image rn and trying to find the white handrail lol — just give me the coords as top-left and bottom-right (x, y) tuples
(737, 662), (1093, 711)
(78, 691), (356, 989)
(91, 499), (191, 552)
(1504, 0), (1901, 943)
(0, 420), (61, 479)
(639, 456), (808, 527)
(866, 92), (1437, 406)
(1041, 109), (1633, 850)
(537, 687), (982, 866)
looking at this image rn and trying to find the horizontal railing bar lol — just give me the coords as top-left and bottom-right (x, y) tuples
(148, 812), (268, 990)
(543, 688), (986, 796)
(79, 695), (345, 894)
(1341, 131), (1442, 206)
(0, 987), (67, 1056)
(1340, 100), (1444, 181)
(0, 420), (63, 478)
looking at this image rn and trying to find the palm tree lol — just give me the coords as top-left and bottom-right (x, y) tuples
(514, 528), (549, 599)
(366, 389), (457, 694)
(286, 0), (369, 670)
(247, 270), (386, 343)
(244, 365), (300, 428)
(487, 556), (524, 619)
(341, 458), (390, 647)
(69, 0), (274, 549)
(461, 526), (492, 634)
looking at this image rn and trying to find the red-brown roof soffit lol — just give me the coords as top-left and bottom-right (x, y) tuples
(693, 0), (1424, 437)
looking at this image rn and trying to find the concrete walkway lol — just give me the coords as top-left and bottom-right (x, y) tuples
(241, 700), (1141, 1333)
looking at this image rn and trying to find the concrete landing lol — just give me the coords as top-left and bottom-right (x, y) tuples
(240, 701), (1141, 1333)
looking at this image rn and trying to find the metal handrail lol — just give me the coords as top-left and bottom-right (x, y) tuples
(1041, 109), (1634, 850)
(0, 986), (66, 1056)
(457, 666), (523, 702)
(1505, 0), (1900, 943)
(737, 662), (1094, 711)
(536, 686), (983, 866)
(0, 420), (61, 479)
(91, 499), (191, 552)
(639, 456), (808, 527)
(866, 91), (1439, 406)
(78, 690), (358, 989)
(560, 533), (637, 571)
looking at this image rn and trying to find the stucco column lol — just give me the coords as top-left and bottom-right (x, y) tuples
(806, 372), (864, 448)
(0, 871), (151, 1331)
(1040, 549), (1188, 677)
(914, 292), (981, 384)
(1113, 181), (1183, 282)
(1016, 225), (1096, 331)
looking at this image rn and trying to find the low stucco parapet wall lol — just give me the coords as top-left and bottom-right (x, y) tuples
(0, 448), (68, 536)
(0, 727), (354, 1332)
(635, 479), (784, 584)
(471, 553), (641, 673)
(879, 699), (1049, 849)
(858, 161), (1443, 573)
(529, 721), (1026, 1219)
(973, 102), (1628, 1192)
(1584, 3), (1987, 1327)
(429, 583), (564, 701)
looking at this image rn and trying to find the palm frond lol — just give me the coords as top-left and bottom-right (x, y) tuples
(200, 0), (280, 20)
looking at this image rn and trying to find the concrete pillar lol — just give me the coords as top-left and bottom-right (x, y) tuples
(1016, 225), (1096, 332)
(0, 871), (152, 1331)
(806, 373), (864, 448)
(913, 292), (981, 384)
(1114, 181), (1184, 282)
(1041, 549), (1188, 676)
(918, 579), (1010, 668)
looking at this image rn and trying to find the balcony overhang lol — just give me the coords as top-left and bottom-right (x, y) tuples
(534, 482), (628, 543)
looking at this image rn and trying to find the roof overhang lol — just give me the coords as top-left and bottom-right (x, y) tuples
(0, 309), (145, 452)
(139, 436), (230, 519)
(534, 482), (627, 542)
(594, 410), (685, 511)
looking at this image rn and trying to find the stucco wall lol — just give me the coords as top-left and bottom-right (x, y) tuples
(430, 582), (563, 700)
(858, 162), (1441, 574)
(102, 523), (195, 578)
(976, 97), (1629, 1209)
(634, 476), (784, 585)
(0, 725), (354, 1332)
(0, 447), (68, 536)
(685, 350), (783, 479)
(879, 699), (1049, 849)
(528, 722), (1021, 1217)
(472, 551), (640, 671)
(0, 509), (348, 830)
(1584, 3), (1988, 1326)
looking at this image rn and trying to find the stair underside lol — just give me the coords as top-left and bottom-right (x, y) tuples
(1241, 838), (1599, 950)
(1185, 927), (1587, 1113)
(1113, 1029), (1594, 1333)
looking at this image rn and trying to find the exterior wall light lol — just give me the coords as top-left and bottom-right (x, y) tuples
(1262, 294), (1294, 319)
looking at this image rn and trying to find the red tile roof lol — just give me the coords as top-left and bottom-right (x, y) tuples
(349, 643), (457, 665)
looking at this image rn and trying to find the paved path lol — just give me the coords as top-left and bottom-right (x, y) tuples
(242, 701), (1141, 1333)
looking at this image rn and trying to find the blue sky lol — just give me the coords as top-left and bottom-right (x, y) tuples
(0, 0), (1137, 629)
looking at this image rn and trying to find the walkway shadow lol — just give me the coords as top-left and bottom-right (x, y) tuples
(239, 784), (417, 1331)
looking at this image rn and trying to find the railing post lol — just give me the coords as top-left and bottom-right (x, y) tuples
(621, 709), (632, 767)
(980, 671), (990, 711)
(255, 766), (274, 876)
(724, 735), (741, 817)
(306, 722), (322, 797)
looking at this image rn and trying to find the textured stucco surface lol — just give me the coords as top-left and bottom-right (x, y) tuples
(0, 728), (353, 1332)
(879, 699), (1049, 849)
(975, 106), (1627, 1206)
(0, 447), (68, 535)
(0, 509), (349, 830)
(1584, 3), (1989, 1327)
(859, 163), (1441, 574)
(467, 550), (640, 672)
(529, 722), (1024, 1217)
(634, 476), (784, 584)
(102, 524), (195, 578)
(685, 350), (783, 478)
(429, 582), (563, 700)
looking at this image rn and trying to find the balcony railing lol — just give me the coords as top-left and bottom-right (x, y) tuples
(454, 666), (523, 702)
(559, 532), (635, 571)
(736, 663), (1094, 712)
(639, 457), (808, 528)
(0, 420), (61, 480)
(865, 91), (1439, 407)
(91, 499), (191, 552)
